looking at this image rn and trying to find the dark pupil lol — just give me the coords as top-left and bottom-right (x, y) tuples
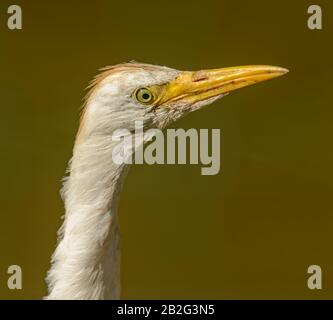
(142, 92), (150, 100)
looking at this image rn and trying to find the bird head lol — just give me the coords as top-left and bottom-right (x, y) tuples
(77, 62), (288, 140)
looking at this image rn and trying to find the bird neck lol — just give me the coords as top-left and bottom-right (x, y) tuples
(46, 135), (130, 299)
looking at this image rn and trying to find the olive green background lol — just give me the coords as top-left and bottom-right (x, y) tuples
(0, 0), (332, 299)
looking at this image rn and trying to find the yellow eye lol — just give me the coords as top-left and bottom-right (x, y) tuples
(135, 88), (154, 104)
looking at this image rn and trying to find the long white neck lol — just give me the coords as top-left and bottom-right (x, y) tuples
(46, 134), (129, 299)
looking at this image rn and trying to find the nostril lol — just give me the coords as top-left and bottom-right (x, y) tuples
(192, 72), (208, 82)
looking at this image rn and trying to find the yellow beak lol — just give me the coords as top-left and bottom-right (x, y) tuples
(157, 65), (288, 105)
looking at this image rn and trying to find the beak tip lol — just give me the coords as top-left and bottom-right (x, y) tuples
(277, 67), (289, 75)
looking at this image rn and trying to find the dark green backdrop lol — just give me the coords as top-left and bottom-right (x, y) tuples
(0, 0), (332, 299)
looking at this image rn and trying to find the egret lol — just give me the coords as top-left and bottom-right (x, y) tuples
(45, 62), (288, 299)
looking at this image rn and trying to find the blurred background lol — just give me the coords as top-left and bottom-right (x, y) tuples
(0, 0), (332, 299)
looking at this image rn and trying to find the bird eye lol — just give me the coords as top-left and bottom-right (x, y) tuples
(135, 88), (154, 105)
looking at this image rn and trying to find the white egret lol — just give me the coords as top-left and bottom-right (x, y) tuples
(45, 62), (288, 299)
